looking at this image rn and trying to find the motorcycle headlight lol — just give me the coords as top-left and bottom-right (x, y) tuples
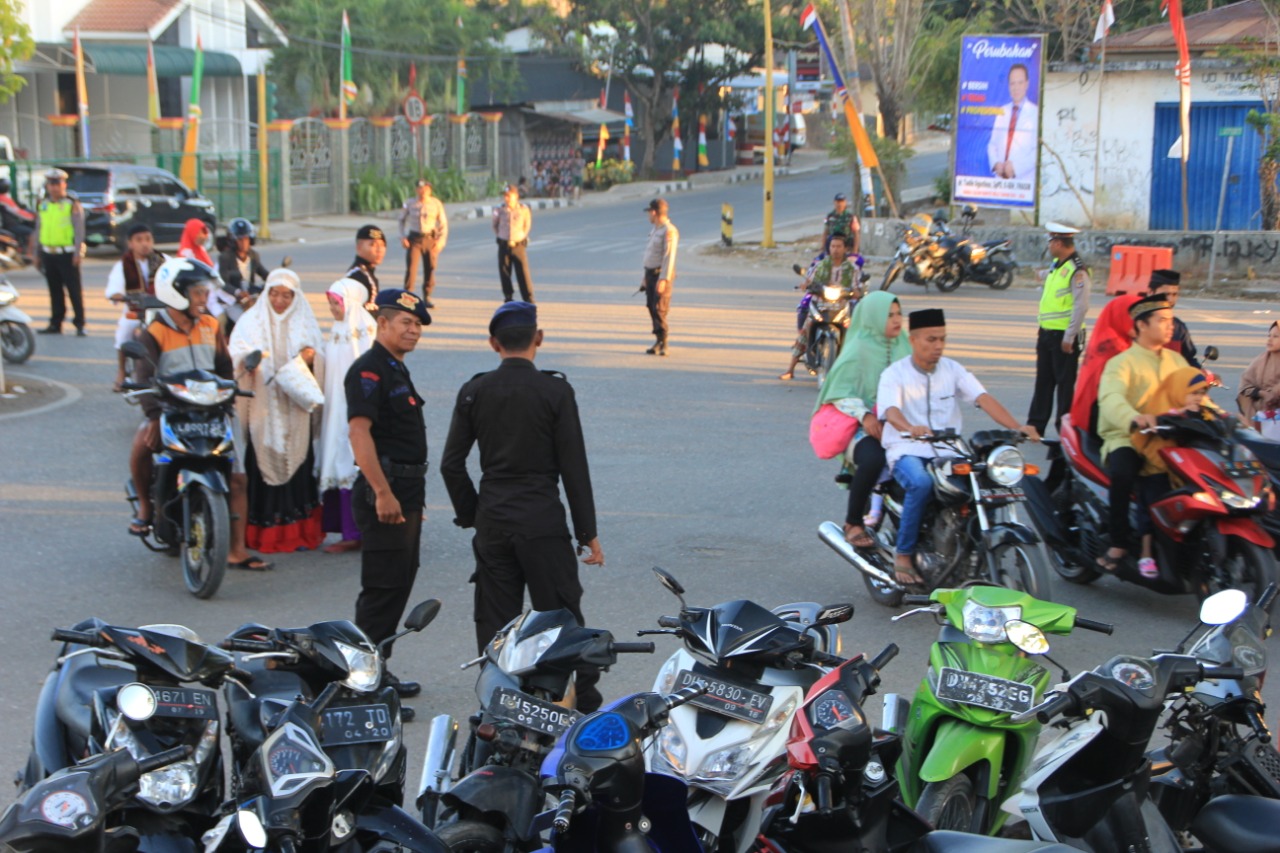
(335, 640), (382, 693)
(688, 696), (797, 794)
(106, 715), (219, 810)
(497, 626), (561, 675)
(261, 721), (334, 798)
(986, 446), (1026, 487)
(822, 285), (843, 302)
(0, 290), (14, 306)
(654, 657), (679, 694)
(654, 725), (688, 775)
(962, 599), (1022, 644)
(371, 718), (404, 783)
(165, 379), (234, 406)
(1220, 489), (1264, 510)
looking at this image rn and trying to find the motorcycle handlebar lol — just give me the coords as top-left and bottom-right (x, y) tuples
(657, 616), (681, 629)
(552, 789), (576, 834)
(219, 637), (277, 652)
(1073, 617), (1114, 635)
(870, 643), (899, 672)
(814, 773), (833, 814)
(901, 595), (932, 606)
(51, 628), (104, 646)
(1012, 691), (1076, 725)
(1202, 665), (1246, 681)
(610, 642), (656, 654)
(137, 744), (194, 774)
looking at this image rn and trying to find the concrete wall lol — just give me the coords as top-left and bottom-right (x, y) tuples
(1039, 61), (1257, 231)
(860, 216), (1280, 281)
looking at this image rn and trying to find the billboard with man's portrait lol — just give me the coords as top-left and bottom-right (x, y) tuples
(952, 35), (1044, 209)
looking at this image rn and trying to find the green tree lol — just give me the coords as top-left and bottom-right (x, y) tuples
(0, 0), (33, 105)
(857, 0), (923, 141)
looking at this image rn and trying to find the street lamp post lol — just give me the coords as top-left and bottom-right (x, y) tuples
(763, 0), (775, 248)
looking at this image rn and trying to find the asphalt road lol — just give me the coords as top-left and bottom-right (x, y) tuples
(1, 162), (1277, 810)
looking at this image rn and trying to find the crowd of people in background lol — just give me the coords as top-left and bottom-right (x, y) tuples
(530, 156), (585, 200)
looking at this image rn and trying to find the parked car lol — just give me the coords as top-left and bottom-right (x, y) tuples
(741, 112), (808, 162)
(58, 163), (216, 250)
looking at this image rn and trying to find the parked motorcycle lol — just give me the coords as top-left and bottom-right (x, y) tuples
(638, 567), (851, 853)
(1028, 410), (1278, 601)
(1004, 590), (1251, 851)
(1150, 583), (1280, 833)
(884, 587), (1112, 834)
(951, 205), (1016, 290)
(0, 278), (34, 364)
(1, 743), (194, 853)
(0, 226), (31, 270)
(219, 599), (441, 822)
(20, 620), (237, 850)
(820, 429), (1054, 608)
(880, 213), (953, 293)
(119, 340), (258, 599)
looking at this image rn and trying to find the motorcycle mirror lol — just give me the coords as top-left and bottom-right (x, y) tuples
(120, 340), (150, 362)
(1200, 589), (1248, 625)
(243, 349), (263, 371)
(651, 566), (688, 609)
(236, 809), (268, 849)
(404, 599), (442, 632)
(1203, 345), (1220, 362)
(815, 603), (854, 626)
(117, 683), (158, 721)
(280, 255), (293, 268)
(1005, 620), (1050, 656)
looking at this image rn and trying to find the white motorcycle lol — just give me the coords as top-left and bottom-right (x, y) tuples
(0, 279), (34, 364)
(639, 567), (851, 853)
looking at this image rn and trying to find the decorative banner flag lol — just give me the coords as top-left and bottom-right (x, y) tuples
(624, 91), (633, 128)
(179, 32), (204, 188)
(671, 88), (682, 171)
(727, 114), (736, 140)
(408, 61), (417, 95)
(799, 4), (878, 169)
(597, 123), (609, 167)
(776, 110), (790, 159)
(73, 28), (90, 156)
(697, 114), (709, 167)
(456, 15), (467, 114)
(600, 88), (606, 109)
(1094, 0), (1116, 42)
(146, 41), (161, 122)
(340, 10), (356, 119)
(623, 123), (631, 162)
(1162, 0), (1191, 163)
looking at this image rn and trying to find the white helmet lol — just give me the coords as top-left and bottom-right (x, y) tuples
(154, 257), (219, 311)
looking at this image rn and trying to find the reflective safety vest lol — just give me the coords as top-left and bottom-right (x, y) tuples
(38, 199), (76, 248)
(1039, 256), (1080, 331)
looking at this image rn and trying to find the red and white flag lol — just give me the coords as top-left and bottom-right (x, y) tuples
(799, 3), (818, 30)
(1093, 0), (1115, 42)
(726, 115), (736, 140)
(1162, 0), (1192, 163)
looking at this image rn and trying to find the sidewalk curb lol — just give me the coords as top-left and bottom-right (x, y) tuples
(460, 196), (578, 220)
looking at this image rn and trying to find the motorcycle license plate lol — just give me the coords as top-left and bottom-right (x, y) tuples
(170, 420), (226, 439)
(935, 667), (1034, 714)
(487, 686), (581, 736)
(980, 487), (1024, 502)
(319, 703), (395, 745)
(675, 670), (774, 724)
(152, 687), (218, 720)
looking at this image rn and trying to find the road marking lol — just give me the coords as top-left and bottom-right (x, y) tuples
(0, 372), (83, 422)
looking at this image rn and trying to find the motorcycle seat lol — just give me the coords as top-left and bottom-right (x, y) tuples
(55, 652), (132, 740)
(981, 239), (1011, 249)
(913, 831), (1077, 853)
(1190, 794), (1280, 853)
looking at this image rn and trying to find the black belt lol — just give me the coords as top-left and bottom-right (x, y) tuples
(379, 457), (428, 478)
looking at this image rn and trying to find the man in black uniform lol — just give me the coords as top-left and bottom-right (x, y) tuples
(346, 224), (387, 309)
(344, 288), (432, 714)
(440, 301), (606, 711)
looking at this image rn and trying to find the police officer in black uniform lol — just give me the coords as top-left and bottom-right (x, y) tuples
(344, 288), (432, 713)
(346, 224), (387, 309)
(440, 301), (606, 711)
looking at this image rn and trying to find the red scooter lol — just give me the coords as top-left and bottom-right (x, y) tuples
(1024, 411), (1278, 600)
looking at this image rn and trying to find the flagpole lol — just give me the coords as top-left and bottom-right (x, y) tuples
(763, 0), (775, 248)
(1092, 30), (1106, 224)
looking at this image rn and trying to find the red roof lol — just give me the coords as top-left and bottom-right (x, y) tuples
(66, 0), (182, 35)
(1105, 0), (1272, 54)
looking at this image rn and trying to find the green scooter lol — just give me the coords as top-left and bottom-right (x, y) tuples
(881, 586), (1113, 835)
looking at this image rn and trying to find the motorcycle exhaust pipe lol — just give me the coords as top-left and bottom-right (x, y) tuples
(818, 521), (901, 589)
(416, 713), (458, 826)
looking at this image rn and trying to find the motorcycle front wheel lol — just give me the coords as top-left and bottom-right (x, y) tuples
(1209, 537), (1278, 603)
(988, 260), (1015, 290)
(815, 332), (840, 388)
(183, 484), (229, 599)
(916, 774), (978, 833)
(0, 320), (35, 364)
(881, 261), (903, 291)
(934, 265), (963, 293)
(986, 539), (1052, 599)
(434, 819), (506, 853)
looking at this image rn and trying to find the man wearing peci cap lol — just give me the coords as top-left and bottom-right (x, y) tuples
(399, 179), (448, 307)
(1095, 294), (1190, 574)
(822, 192), (860, 254)
(877, 308), (1039, 587)
(29, 168), (87, 335)
(346, 224), (387, 310)
(440, 301), (606, 711)
(1027, 222), (1091, 436)
(1148, 269), (1200, 369)
(344, 288), (433, 711)
(641, 198), (679, 356)
(492, 183), (534, 302)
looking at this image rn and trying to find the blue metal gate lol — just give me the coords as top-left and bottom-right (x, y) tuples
(1150, 101), (1265, 231)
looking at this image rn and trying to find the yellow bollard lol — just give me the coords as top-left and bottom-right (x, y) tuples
(721, 203), (734, 247)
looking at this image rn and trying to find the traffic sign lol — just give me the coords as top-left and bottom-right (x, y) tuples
(403, 94), (427, 125)
(1219, 126), (1243, 137)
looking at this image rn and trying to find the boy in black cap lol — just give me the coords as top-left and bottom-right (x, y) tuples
(347, 224), (387, 309)
(1148, 269), (1199, 368)
(344, 287), (432, 712)
(440, 301), (606, 711)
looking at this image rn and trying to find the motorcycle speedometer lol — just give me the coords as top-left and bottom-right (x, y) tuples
(1110, 659), (1155, 693)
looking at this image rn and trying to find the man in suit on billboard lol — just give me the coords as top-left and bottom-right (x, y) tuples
(987, 63), (1039, 180)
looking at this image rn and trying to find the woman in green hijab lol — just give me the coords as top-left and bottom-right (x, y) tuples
(815, 291), (910, 548)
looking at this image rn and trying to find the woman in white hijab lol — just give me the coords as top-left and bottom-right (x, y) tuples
(229, 268), (326, 553)
(315, 278), (376, 553)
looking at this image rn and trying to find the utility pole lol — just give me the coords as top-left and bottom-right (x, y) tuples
(763, 0), (775, 247)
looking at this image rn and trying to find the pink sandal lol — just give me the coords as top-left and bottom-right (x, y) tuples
(1138, 557), (1159, 579)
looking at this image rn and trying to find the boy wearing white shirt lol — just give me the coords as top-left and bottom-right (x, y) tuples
(876, 308), (1038, 586)
(104, 223), (164, 391)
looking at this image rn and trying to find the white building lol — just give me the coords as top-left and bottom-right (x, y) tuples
(5, 0), (286, 160)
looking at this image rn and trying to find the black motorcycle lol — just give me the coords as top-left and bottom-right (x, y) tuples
(880, 209), (1015, 294)
(951, 204), (1016, 290)
(220, 602), (440, 823)
(21, 620), (236, 851)
(120, 340), (258, 599)
(422, 610), (654, 853)
(791, 263), (868, 386)
(1, 743), (193, 853)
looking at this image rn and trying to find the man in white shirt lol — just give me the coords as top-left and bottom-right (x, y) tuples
(492, 184), (534, 302)
(398, 180), (448, 307)
(987, 63), (1039, 181)
(877, 309), (1038, 585)
(104, 223), (164, 391)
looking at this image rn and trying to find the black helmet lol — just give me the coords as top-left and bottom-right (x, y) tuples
(0, 178), (10, 194)
(228, 217), (256, 241)
(154, 257), (220, 311)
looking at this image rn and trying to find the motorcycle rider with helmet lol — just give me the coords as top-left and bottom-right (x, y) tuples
(0, 177), (35, 250)
(127, 259), (232, 536)
(211, 218), (269, 334)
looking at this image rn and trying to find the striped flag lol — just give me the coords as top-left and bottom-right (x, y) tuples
(800, 4), (878, 169)
(456, 15), (467, 114)
(1093, 0), (1116, 42)
(624, 91), (633, 128)
(623, 123), (631, 162)
(597, 123), (609, 167)
(179, 33), (204, 188)
(671, 88), (682, 171)
(146, 41), (161, 122)
(727, 114), (736, 140)
(73, 28), (90, 156)
(1162, 0), (1191, 163)
(697, 114), (709, 167)
(340, 10), (356, 119)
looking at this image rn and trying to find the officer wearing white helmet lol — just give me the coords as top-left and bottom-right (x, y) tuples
(1028, 221), (1092, 436)
(29, 167), (87, 335)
